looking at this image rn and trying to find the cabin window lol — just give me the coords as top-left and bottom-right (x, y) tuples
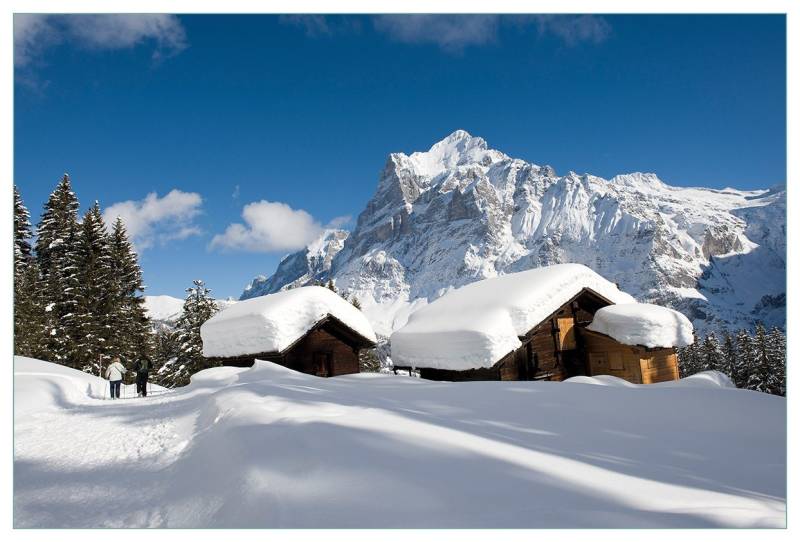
(609, 351), (624, 371)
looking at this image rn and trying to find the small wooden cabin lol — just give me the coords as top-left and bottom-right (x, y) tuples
(390, 265), (686, 384)
(205, 314), (376, 377)
(200, 286), (378, 378)
(408, 288), (630, 382)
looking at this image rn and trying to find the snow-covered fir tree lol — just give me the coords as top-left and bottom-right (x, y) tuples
(735, 329), (756, 389)
(767, 327), (786, 396)
(748, 324), (775, 394)
(169, 280), (219, 387)
(73, 202), (115, 374)
(150, 326), (180, 386)
(14, 185), (33, 275)
(720, 330), (741, 387)
(700, 332), (723, 373)
(677, 331), (702, 377)
(35, 174), (82, 365)
(679, 326), (785, 396)
(14, 186), (47, 358)
(108, 217), (152, 367)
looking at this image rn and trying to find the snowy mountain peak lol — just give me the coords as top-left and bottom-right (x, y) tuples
(399, 130), (506, 178)
(242, 132), (785, 336)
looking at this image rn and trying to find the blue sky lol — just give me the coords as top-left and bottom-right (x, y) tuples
(14, 14), (786, 299)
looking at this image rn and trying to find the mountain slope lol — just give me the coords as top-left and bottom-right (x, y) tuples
(242, 130), (785, 336)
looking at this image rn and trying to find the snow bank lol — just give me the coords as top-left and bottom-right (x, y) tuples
(565, 370), (734, 389)
(586, 303), (693, 348)
(14, 356), (785, 528)
(655, 370), (736, 389)
(390, 264), (636, 370)
(200, 286), (377, 358)
(14, 357), (168, 414)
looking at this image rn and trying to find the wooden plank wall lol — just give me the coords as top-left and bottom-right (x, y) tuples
(639, 351), (679, 383)
(285, 327), (360, 376)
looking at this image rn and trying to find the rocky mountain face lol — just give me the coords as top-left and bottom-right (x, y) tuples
(241, 130), (786, 337)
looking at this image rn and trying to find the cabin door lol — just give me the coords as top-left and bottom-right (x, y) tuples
(313, 352), (333, 377)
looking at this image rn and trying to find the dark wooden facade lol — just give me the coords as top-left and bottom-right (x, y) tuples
(206, 315), (376, 377)
(401, 288), (679, 384)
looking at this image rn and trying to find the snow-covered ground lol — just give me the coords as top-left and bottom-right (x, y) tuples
(14, 356), (785, 528)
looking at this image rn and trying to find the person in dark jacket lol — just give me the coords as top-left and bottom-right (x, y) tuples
(134, 358), (151, 397)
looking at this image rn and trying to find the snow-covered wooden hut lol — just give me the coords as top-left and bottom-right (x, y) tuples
(201, 286), (377, 377)
(390, 264), (693, 383)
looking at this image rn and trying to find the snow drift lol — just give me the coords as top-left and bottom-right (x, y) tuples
(586, 303), (694, 348)
(390, 263), (636, 370)
(200, 285), (376, 358)
(14, 356), (785, 528)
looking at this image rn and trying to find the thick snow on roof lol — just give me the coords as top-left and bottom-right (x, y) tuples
(391, 263), (636, 370)
(201, 286), (377, 358)
(586, 303), (694, 348)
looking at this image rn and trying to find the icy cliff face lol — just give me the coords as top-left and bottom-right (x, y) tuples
(241, 130), (785, 336)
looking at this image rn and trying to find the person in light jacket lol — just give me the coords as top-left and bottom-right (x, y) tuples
(105, 357), (127, 399)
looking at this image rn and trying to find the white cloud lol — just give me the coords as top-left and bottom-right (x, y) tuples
(529, 15), (612, 46)
(211, 200), (326, 253)
(327, 215), (352, 229)
(372, 14), (611, 53)
(14, 14), (60, 67)
(105, 189), (203, 250)
(278, 14), (333, 37)
(14, 14), (187, 67)
(278, 14), (364, 38)
(373, 15), (499, 52)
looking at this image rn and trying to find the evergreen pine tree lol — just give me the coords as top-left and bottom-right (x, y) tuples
(358, 348), (381, 372)
(14, 185), (33, 275)
(678, 331), (701, 377)
(15, 260), (49, 359)
(350, 296), (362, 310)
(720, 330), (739, 386)
(73, 202), (115, 373)
(326, 279), (337, 293)
(700, 332), (723, 373)
(150, 326), (180, 386)
(766, 327), (786, 396)
(13, 186), (47, 358)
(748, 324), (773, 393)
(172, 280), (219, 387)
(107, 217), (152, 366)
(735, 329), (755, 389)
(35, 174), (82, 364)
